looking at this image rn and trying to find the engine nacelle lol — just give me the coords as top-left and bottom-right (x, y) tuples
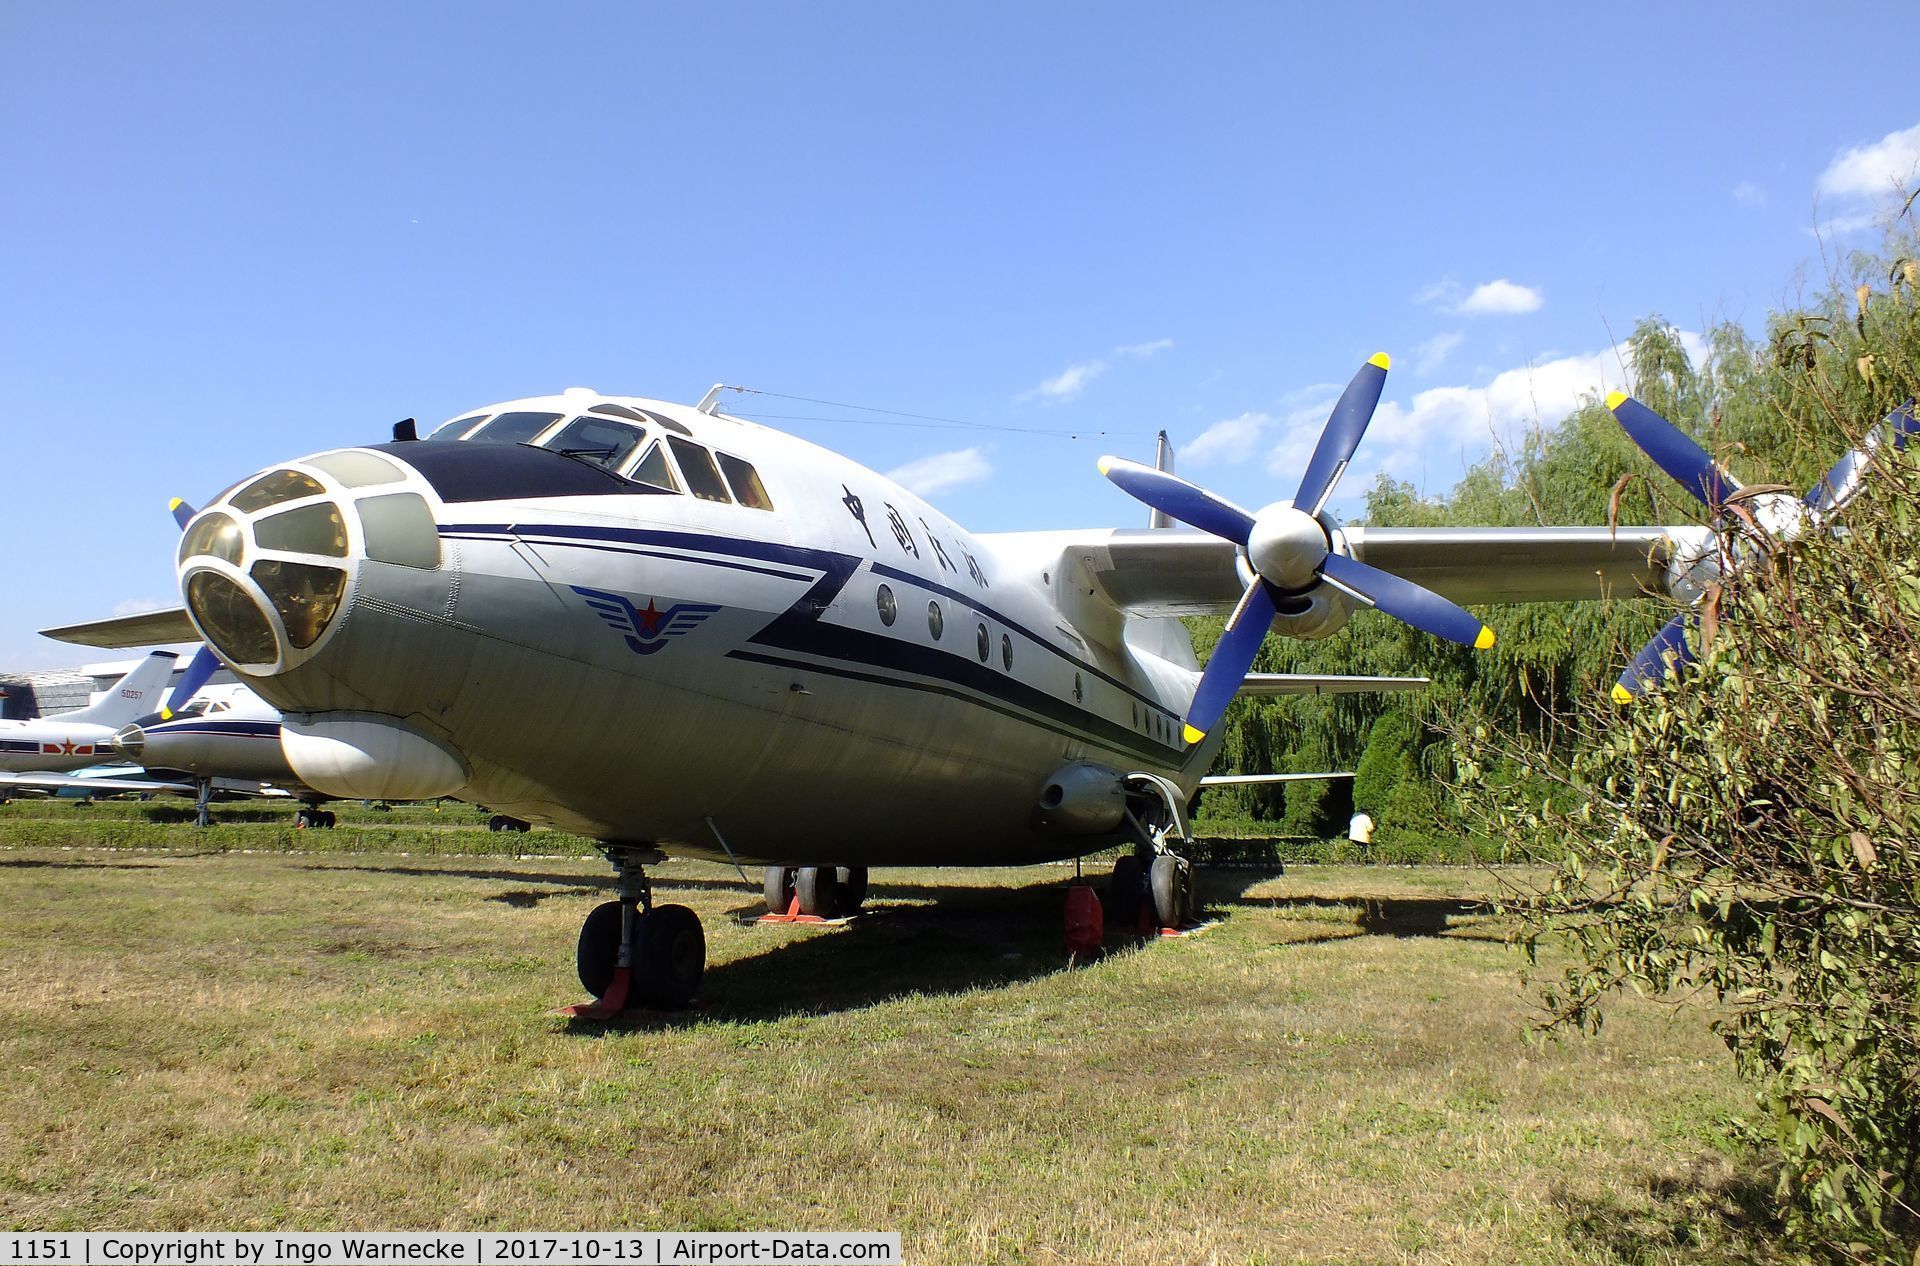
(1033, 761), (1128, 835)
(282, 711), (469, 801)
(1235, 514), (1358, 641)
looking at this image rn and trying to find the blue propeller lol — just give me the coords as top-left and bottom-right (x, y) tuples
(161, 497), (222, 719)
(1102, 353), (1494, 746)
(1606, 395), (1918, 701)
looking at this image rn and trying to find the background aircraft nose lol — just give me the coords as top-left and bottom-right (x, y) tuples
(109, 723), (144, 761)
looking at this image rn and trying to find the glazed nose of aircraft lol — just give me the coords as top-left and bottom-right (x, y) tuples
(175, 449), (441, 676)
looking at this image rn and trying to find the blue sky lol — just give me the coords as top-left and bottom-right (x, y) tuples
(6, 3), (1920, 667)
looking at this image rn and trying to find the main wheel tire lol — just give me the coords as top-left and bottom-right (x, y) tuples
(764, 866), (795, 915)
(1150, 854), (1190, 929)
(320, 810), (337, 829)
(832, 866), (869, 917)
(633, 904), (705, 1009)
(1110, 855), (1144, 927)
(795, 866), (838, 918)
(576, 900), (625, 998)
(488, 815), (507, 832)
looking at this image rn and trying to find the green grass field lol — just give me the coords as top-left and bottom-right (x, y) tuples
(0, 804), (1776, 1263)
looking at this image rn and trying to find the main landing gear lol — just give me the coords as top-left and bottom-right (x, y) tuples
(293, 806), (337, 829)
(762, 865), (868, 919)
(566, 846), (706, 1017)
(1105, 772), (1199, 933)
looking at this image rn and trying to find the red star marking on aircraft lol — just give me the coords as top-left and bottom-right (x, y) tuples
(638, 599), (664, 637)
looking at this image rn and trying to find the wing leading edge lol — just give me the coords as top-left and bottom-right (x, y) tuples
(982, 524), (1698, 618)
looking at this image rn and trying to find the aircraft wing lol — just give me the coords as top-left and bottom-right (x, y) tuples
(0, 770), (197, 796)
(1199, 771), (1355, 786)
(41, 607), (200, 648)
(1240, 674), (1427, 696)
(982, 525), (1695, 616)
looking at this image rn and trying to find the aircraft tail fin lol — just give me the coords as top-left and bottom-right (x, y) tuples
(65, 651), (179, 726)
(1148, 431), (1174, 529)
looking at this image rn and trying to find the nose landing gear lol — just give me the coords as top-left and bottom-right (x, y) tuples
(562, 846), (706, 1018)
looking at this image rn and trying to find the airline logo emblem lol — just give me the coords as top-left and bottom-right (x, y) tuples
(42, 741), (94, 756)
(572, 586), (722, 656)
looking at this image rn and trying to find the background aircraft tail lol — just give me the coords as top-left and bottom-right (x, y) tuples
(63, 650), (179, 725)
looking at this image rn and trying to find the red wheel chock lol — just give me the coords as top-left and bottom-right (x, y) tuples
(754, 894), (839, 925)
(558, 966), (631, 1019)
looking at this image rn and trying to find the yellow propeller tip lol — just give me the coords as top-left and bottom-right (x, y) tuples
(168, 497), (184, 511)
(159, 707), (174, 721)
(1096, 457), (1113, 476)
(1610, 684), (1635, 705)
(1182, 724), (1206, 746)
(1368, 351), (1391, 370)
(1605, 391), (1628, 412)
(1474, 626), (1496, 650)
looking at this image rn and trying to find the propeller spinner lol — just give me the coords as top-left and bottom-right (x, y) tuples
(1100, 353), (1495, 746)
(1605, 392), (1918, 701)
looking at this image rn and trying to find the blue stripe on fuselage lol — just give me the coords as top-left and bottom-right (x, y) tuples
(438, 521), (1183, 763)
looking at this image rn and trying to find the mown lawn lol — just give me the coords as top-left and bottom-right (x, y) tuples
(0, 829), (1775, 1263)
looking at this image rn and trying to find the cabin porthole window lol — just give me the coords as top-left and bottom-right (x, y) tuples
(975, 623), (990, 662)
(927, 601), (944, 640)
(1001, 633), (1012, 671)
(876, 584), (897, 626)
(1073, 673), (1083, 703)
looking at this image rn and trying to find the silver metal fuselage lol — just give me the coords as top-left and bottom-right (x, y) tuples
(199, 395), (1210, 866)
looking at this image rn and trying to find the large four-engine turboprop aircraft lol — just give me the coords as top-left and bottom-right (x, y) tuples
(40, 356), (1915, 1012)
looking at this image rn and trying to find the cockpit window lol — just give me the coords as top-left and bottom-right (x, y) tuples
(715, 452), (774, 511)
(231, 469), (326, 513)
(667, 437), (733, 504)
(464, 411), (563, 445)
(541, 417), (646, 473)
(425, 414), (489, 441)
(629, 441), (681, 493)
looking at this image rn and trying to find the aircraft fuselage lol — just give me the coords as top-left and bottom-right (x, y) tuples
(177, 392), (1210, 865)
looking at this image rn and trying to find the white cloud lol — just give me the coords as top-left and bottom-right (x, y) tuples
(1814, 120), (1920, 236)
(1455, 279), (1544, 315)
(886, 447), (992, 497)
(1732, 180), (1766, 207)
(1028, 360), (1106, 401)
(1411, 330), (1465, 375)
(1262, 332), (1708, 496)
(1184, 411), (1271, 466)
(1818, 121), (1920, 200)
(1416, 278), (1544, 316)
(1021, 338), (1173, 402)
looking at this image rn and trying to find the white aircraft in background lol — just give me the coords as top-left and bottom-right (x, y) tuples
(42, 359), (1915, 1015)
(0, 651), (177, 772)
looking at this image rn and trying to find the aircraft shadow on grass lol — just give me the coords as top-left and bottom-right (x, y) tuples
(288, 860), (1503, 1023)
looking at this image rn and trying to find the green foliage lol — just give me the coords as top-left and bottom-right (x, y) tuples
(1457, 242), (1920, 1261)
(1196, 224), (1920, 1258)
(1353, 711), (1413, 816)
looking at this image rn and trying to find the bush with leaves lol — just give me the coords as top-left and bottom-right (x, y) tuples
(1461, 273), (1920, 1259)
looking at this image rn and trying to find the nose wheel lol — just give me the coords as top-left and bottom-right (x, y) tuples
(564, 847), (705, 1017)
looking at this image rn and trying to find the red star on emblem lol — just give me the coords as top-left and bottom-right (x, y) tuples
(59, 739), (76, 755)
(638, 599), (664, 637)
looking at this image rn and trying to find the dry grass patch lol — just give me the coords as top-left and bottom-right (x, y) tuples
(0, 844), (1775, 1262)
